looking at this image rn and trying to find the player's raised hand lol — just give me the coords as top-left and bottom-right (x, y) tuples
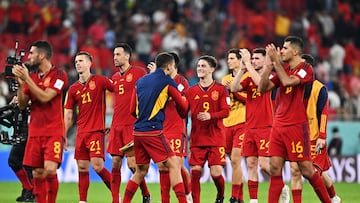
(147, 61), (156, 73)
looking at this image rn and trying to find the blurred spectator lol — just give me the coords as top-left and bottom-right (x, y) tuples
(98, 40), (113, 77)
(274, 9), (291, 46)
(135, 22), (152, 64)
(316, 10), (335, 47)
(24, 0), (40, 35)
(328, 127), (343, 156)
(6, 0), (23, 33)
(289, 16), (306, 41)
(88, 18), (106, 45)
(46, 0), (63, 36)
(57, 19), (77, 56)
(27, 13), (45, 43)
(249, 8), (268, 46)
(329, 39), (345, 77)
(349, 77), (360, 120)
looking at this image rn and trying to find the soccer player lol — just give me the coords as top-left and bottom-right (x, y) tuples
(148, 52), (192, 203)
(185, 55), (230, 203)
(122, 52), (189, 203)
(13, 40), (68, 203)
(231, 48), (292, 203)
(106, 43), (150, 203)
(221, 48), (246, 203)
(64, 52), (113, 203)
(258, 36), (331, 203)
(289, 54), (341, 203)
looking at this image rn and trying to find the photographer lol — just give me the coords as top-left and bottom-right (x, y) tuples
(2, 96), (35, 202)
(12, 40), (68, 203)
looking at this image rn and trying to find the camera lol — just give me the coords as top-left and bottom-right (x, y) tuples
(4, 41), (26, 78)
(0, 104), (29, 145)
(4, 41), (33, 93)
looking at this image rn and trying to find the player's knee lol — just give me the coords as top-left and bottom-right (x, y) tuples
(298, 161), (315, 178)
(210, 165), (223, 177)
(92, 164), (104, 173)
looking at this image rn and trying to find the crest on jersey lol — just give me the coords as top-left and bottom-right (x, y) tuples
(211, 90), (219, 101)
(44, 77), (50, 87)
(89, 80), (96, 90)
(126, 73), (133, 82)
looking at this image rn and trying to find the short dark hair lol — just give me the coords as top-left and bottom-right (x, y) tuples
(31, 40), (53, 59)
(169, 52), (180, 66)
(301, 54), (315, 67)
(114, 42), (132, 57)
(155, 52), (174, 69)
(75, 51), (93, 62)
(284, 36), (304, 54)
(198, 55), (217, 68)
(253, 48), (266, 56)
(227, 48), (242, 59)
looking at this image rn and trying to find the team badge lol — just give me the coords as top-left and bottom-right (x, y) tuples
(44, 77), (50, 87)
(89, 80), (96, 90)
(126, 73), (133, 82)
(211, 90), (219, 101)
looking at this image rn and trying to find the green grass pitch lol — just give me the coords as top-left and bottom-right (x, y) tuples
(0, 182), (359, 202)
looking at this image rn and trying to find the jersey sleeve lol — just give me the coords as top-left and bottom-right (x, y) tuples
(293, 64), (314, 85)
(49, 70), (68, 93)
(168, 85), (189, 118)
(317, 86), (328, 139)
(64, 86), (75, 110)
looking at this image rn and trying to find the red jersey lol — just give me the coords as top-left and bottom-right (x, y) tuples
(163, 74), (190, 135)
(270, 62), (314, 126)
(240, 75), (274, 128)
(24, 67), (68, 137)
(64, 75), (113, 133)
(185, 81), (230, 147)
(111, 66), (146, 125)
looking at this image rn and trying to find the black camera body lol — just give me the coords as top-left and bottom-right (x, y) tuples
(0, 104), (29, 145)
(4, 40), (26, 78)
(4, 41), (33, 93)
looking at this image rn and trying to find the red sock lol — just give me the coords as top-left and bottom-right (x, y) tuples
(237, 183), (244, 201)
(191, 170), (201, 203)
(78, 171), (89, 201)
(248, 180), (258, 199)
(46, 174), (59, 203)
(268, 176), (284, 203)
(212, 175), (225, 199)
(111, 168), (121, 203)
(308, 172), (331, 203)
(97, 167), (111, 190)
(173, 182), (187, 203)
(140, 178), (150, 196)
(181, 167), (191, 194)
(15, 168), (33, 191)
(327, 184), (336, 198)
(33, 177), (46, 203)
(159, 170), (170, 203)
(292, 189), (302, 203)
(122, 180), (139, 203)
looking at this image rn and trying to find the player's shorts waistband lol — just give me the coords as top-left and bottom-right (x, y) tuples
(133, 130), (162, 136)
